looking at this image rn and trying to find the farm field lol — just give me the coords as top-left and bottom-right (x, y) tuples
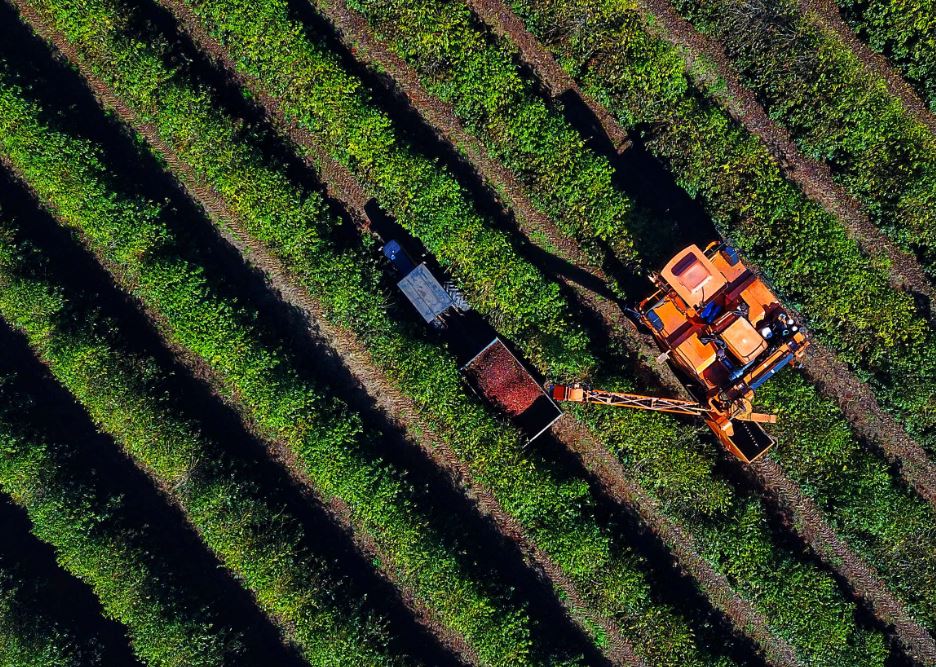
(0, 0), (933, 664)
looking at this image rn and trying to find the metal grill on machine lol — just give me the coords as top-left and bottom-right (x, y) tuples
(550, 242), (810, 463)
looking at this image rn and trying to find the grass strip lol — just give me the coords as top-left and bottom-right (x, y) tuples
(671, 0), (936, 276)
(0, 45), (597, 665)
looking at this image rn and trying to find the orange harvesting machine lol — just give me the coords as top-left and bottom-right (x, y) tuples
(550, 242), (810, 462)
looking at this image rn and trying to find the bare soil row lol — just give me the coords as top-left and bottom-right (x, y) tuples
(795, 0), (936, 136)
(315, 0), (674, 386)
(550, 417), (802, 667)
(800, 345), (936, 507)
(329, 0), (936, 656)
(42, 0), (790, 660)
(4, 147), (474, 664)
(19, 0), (934, 660)
(12, 3), (648, 663)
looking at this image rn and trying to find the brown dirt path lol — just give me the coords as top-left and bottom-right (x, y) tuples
(461, 1), (936, 658)
(477, 0), (936, 520)
(796, 0), (936, 136)
(634, 0), (936, 305)
(311, 0), (677, 386)
(751, 458), (936, 666)
(4, 155), (480, 663)
(9, 3), (652, 663)
(53, 0), (797, 659)
(613, 311), (936, 663)
(465, 0), (936, 508)
(0, 153), (423, 665)
(51, 0), (932, 660)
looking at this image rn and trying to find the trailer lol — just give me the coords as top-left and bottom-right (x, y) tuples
(462, 338), (562, 442)
(382, 239), (561, 442)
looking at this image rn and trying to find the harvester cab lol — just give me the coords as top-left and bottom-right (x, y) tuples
(551, 243), (810, 463)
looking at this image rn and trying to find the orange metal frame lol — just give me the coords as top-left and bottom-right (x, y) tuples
(551, 242), (809, 463)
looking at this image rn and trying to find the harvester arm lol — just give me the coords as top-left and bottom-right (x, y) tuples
(549, 384), (776, 423)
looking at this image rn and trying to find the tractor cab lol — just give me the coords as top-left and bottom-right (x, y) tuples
(638, 243), (810, 462)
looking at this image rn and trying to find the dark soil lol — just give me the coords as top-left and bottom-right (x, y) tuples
(127, 1), (787, 663)
(753, 458), (936, 664)
(13, 0), (928, 661)
(22, 1), (762, 662)
(456, 0), (936, 661)
(548, 416), (803, 666)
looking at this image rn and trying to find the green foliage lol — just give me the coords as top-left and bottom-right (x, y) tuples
(7, 0), (923, 662)
(16, 0), (739, 663)
(0, 560), (89, 667)
(482, 0), (936, 638)
(346, 0), (638, 259)
(567, 391), (889, 666)
(0, 369), (241, 666)
(505, 0), (936, 457)
(182, 0), (593, 377)
(0, 42), (583, 666)
(694, 499), (888, 664)
(86, 0), (896, 662)
(331, 0), (936, 648)
(0, 192), (397, 665)
(671, 0), (936, 277)
(838, 0), (936, 112)
(759, 372), (936, 632)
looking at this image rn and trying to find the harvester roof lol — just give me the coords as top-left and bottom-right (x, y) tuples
(642, 243), (808, 402)
(661, 246), (727, 308)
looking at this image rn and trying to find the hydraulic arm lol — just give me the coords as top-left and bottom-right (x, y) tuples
(549, 242), (809, 463)
(549, 384), (777, 423)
